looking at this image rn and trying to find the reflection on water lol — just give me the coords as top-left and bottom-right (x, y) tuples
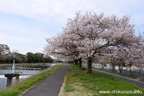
(0, 63), (58, 91)
(0, 70), (41, 75)
(0, 75), (32, 91)
(0, 75), (7, 91)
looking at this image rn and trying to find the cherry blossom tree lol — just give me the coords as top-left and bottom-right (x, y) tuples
(44, 32), (82, 67)
(45, 11), (143, 74)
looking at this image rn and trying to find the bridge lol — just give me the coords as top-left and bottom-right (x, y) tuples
(6, 67), (41, 71)
(0, 67), (41, 75)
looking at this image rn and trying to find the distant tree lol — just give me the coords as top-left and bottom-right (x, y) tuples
(0, 44), (48, 64)
(34, 53), (45, 63)
(15, 53), (26, 63)
(0, 44), (10, 63)
(26, 52), (52, 63)
(0, 56), (5, 63)
(121, 46), (144, 75)
(0, 44), (10, 56)
(26, 52), (35, 63)
(44, 56), (53, 63)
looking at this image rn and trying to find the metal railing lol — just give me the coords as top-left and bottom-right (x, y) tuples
(6, 67), (41, 71)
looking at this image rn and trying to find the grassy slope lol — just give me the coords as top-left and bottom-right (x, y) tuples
(61, 64), (144, 96)
(100, 69), (139, 79)
(0, 63), (64, 96)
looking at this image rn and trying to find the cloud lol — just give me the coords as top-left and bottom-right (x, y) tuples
(0, 0), (144, 54)
(0, 15), (50, 54)
(0, 9), (65, 54)
(0, 0), (144, 24)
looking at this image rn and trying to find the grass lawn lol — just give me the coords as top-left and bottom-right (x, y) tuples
(0, 63), (64, 96)
(68, 63), (87, 71)
(59, 64), (144, 96)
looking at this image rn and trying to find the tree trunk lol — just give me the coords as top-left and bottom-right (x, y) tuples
(87, 57), (92, 74)
(102, 63), (104, 69)
(112, 65), (115, 71)
(78, 58), (82, 68)
(129, 66), (133, 76)
(139, 69), (143, 80)
(119, 64), (122, 74)
(74, 60), (78, 66)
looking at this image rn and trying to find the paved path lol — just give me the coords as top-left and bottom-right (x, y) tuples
(22, 64), (71, 96)
(93, 69), (144, 88)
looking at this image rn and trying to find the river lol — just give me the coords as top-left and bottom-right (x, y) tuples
(0, 63), (57, 91)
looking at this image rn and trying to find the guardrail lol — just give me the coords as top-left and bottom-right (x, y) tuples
(6, 67), (41, 71)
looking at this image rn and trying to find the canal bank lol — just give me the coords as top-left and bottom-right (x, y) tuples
(22, 64), (71, 96)
(0, 63), (57, 91)
(0, 63), (63, 96)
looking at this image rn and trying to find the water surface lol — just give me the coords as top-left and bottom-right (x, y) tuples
(0, 63), (57, 91)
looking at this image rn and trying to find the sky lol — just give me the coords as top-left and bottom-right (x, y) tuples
(0, 0), (144, 54)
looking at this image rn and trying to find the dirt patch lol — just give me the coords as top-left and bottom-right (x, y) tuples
(59, 77), (97, 96)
